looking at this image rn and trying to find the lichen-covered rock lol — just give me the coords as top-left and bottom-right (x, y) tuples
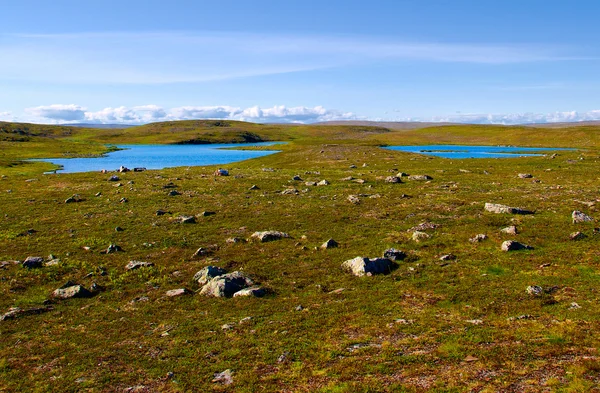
(251, 231), (290, 242)
(347, 195), (360, 204)
(412, 231), (430, 242)
(125, 261), (154, 271)
(526, 285), (544, 296)
(341, 257), (395, 277)
(0, 306), (52, 321)
(500, 226), (518, 235)
(165, 288), (192, 297)
(572, 211), (593, 223)
(570, 231), (586, 240)
(233, 286), (266, 297)
(485, 203), (533, 215)
(194, 266), (227, 285)
(317, 179), (330, 186)
(469, 234), (488, 243)
(501, 240), (533, 251)
(408, 175), (432, 181)
(22, 256), (44, 269)
(320, 239), (339, 249)
(200, 271), (254, 297)
(52, 283), (93, 300)
(179, 215), (196, 224)
(385, 176), (402, 183)
(518, 173), (533, 179)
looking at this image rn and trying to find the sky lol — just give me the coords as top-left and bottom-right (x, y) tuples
(1, 0), (600, 125)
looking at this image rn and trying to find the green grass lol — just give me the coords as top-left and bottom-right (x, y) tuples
(1, 120), (600, 391)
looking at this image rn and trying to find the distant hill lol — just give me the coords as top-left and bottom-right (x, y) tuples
(314, 120), (456, 130)
(522, 121), (600, 128)
(65, 123), (136, 129)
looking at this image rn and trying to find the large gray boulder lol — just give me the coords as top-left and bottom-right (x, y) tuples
(572, 211), (593, 223)
(194, 266), (227, 285)
(501, 240), (533, 252)
(200, 271), (254, 297)
(341, 257), (395, 277)
(232, 286), (266, 297)
(52, 283), (93, 300)
(22, 256), (44, 269)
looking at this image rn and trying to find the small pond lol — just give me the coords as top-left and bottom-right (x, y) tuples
(383, 145), (574, 159)
(35, 142), (281, 173)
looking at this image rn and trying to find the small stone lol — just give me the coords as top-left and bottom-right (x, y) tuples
(108, 175), (120, 182)
(408, 175), (432, 181)
(233, 286), (266, 297)
(165, 288), (191, 297)
(95, 192), (102, 197)
(412, 231), (430, 242)
(572, 211), (593, 223)
(125, 261), (154, 271)
(341, 176), (354, 181)
(251, 231), (290, 242)
(570, 231), (586, 240)
(385, 176), (402, 183)
(341, 256), (396, 277)
(168, 190), (181, 196)
(214, 169), (229, 176)
(226, 237), (246, 244)
(353, 179), (366, 184)
(22, 256), (44, 269)
(439, 254), (456, 261)
(200, 211), (216, 217)
(320, 239), (339, 249)
(179, 215), (196, 224)
(317, 179), (330, 186)
(221, 323), (234, 330)
(156, 209), (169, 216)
(409, 222), (440, 232)
(0, 306), (52, 321)
(466, 319), (483, 325)
(104, 244), (123, 254)
(347, 195), (360, 204)
(518, 173), (533, 178)
(212, 369), (233, 385)
(500, 226), (518, 235)
(119, 197), (128, 203)
(469, 234), (488, 243)
(569, 302), (581, 310)
(485, 203), (533, 215)
(192, 247), (213, 258)
(249, 185), (260, 190)
(65, 195), (81, 203)
(118, 166), (130, 173)
(277, 351), (290, 363)
(292, 175), (302, 181)
(501, 240), (533, 251)
(115, 226), (124, 232)
(526, 285), (544, 296)
(349, 164), (357, 168)
(281, 188), (299, 195)
(295, 305), (304, 311)
(52, 283), (93, 299)
(383, 248), (407, 261)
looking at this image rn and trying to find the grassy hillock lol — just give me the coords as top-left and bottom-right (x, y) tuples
(1, 120), (600, 391)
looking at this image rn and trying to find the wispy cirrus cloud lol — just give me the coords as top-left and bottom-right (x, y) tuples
(0, 31), (581, 85)
(24, 104), (360, 124)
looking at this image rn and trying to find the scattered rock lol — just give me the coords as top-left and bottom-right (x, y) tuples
(22, 256), (44, 269)
(317, 179), (330, 186)
(133, 167), (146, 172)
(518, 173), (533, 178)
(212, 369), (233, 385)
(412, 231), (430, 242)
(305, 181), (317, 186)
(281, 188), (299, 195)
(408, 175), (432, 181)
(226, 237), (246, 244)
(194, 266), (227, 285)
(569, 302), (581, 310)
(249, 185), (260, 190)
(65, 195), (82, 203)
(233, 286), (266, 297)
(349, 164), (357, 169)
(469, 234), (488, 243)
(179, 215), (196, 224)
(104, 244), (123, 254)
(409, 222), (439, 232)
(397, 172), (409, 177)
(125, 261), (154, 271)
(200, 271), (255, 297)
(165, 288), (192, 297)
(466, 319), (483, 325)
(115, 226), (124, 232)
(485, 203), (534, 215)
(347, 195), (360, 204)
(353, 179), (366, 184)
(292, 175), (302, 181)
(341, 176), (354, 181)
(501, 240), (533, 251)
(156, 209), (169, 216)
(572, 210), (593, 223)
(295, 305), (304, 311)
(380, 249), (406, 264)
(500, 225), (518, 235)
(52, 283), (93, 299)
(192, 247), (214, 258)
(439, 254), (456, 261)
(214, 169), (229, 176)
(119, 197), (128, 203)
(341, 256), (396, 277)
(570, 231), (586, 240)
(385, 176), (402, 183)
(168, 190), (181, 196)
(526, 285), (544, 296)
(200, 211), (216, 217)
(251, 231), (290, 242)
(108, 175), (120, 182)
(320, 239), (339, 249)
(0, 260), (20, 269)
(277, 351), (290, 363)
(0, 306), (53, 321)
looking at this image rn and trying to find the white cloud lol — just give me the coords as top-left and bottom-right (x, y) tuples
(0, 31), (578, 85)
(26, 104), (86, 121)
(402, 110), (600, 125)
(24, 104), (360, 124)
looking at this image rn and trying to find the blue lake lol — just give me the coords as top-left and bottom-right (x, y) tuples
(383, 145), (574, 159)
(36, 143), (281, 173)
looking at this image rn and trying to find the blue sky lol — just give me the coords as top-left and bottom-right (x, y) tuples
(1, 0), (600, 124)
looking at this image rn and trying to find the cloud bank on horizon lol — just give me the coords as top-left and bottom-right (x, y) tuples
(2, 104), (599, 126)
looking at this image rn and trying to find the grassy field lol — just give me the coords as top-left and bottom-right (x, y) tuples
(1, 120), (600, 392)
